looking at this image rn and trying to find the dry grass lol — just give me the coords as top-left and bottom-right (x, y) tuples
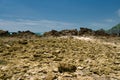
(0, 36), (120, 80)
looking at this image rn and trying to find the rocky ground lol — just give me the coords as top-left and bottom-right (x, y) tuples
(0, 36), (120, 80)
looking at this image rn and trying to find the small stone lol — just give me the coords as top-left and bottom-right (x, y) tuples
(5, 44), (11, 48)
(77, 66), (84, 70)
(114, 60), (120, 64)
(63, 73), (73, 77)
(53, 68), (58, 73)
(46, 72), (57, 80)
(77, 76), (94, 80)
(55, 50), (61, 53)
(75, 70), (84, 76)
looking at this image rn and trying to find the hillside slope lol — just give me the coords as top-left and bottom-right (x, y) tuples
(108, 23), (120, 35)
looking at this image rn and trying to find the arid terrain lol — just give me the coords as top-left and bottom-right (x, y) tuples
(0, 36), (120, 80)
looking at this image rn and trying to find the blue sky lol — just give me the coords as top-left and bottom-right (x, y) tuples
(0, 0), (120, 32)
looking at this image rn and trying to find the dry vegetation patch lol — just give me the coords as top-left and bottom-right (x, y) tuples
(0, 36), (120, 80)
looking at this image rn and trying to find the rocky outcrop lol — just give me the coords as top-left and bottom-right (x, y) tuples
(0, 29), (39, 38)
(0, 30), (10, 37)
(94, 29), (109, 36)
(43, 29), (78, 36)
(43, 28), (111, 37)
(43, 28), (94, 37)
(59, 29), (78, 36)
(0, 27), (116, 38)
(79, 28), (94, 36)
(79, 28), (110, 36)
(43, 30), (60, 37)
(15, 30), (35, 36)
(11, 30), (38, 38)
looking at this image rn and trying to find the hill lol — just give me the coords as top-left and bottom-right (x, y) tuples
(108, 23), (120, 35)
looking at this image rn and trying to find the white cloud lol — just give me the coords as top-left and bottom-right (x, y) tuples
(0, 19), (77, 32)
(117, 9), (120, 17)
(90, 22), (112, 30)
(104, 19), (115, 23)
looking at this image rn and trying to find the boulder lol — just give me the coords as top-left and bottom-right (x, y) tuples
(79, 28), (110, 36)
(11, 30), (37, 38)
(79, 27), (94, 36)
(58, 63), (77, 73)
(43, 30), (60, 37)
(0, 30), (10, 37)
(59, 29), (78, 36)
(18, 30), (35, 35)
